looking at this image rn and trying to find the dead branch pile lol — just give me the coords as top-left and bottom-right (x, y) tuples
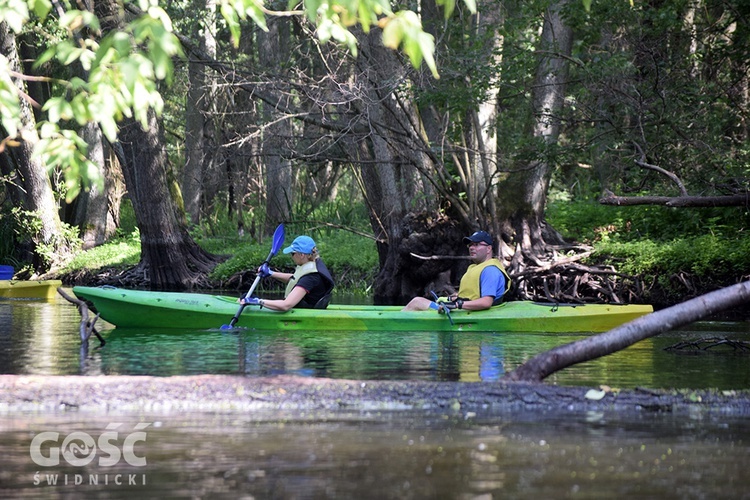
(509, 257), (647, 304)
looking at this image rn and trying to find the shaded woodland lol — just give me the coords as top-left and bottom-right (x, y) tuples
(1, 0), (749, 305)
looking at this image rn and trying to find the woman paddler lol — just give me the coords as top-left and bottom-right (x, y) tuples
(240, 235), (335, 311)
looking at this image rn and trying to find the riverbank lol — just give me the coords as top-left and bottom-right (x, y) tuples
(2, 374), (749, 416)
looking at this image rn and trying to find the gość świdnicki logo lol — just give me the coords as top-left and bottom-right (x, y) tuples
(30, 423), (150, 467)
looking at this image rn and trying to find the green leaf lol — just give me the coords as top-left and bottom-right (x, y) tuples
(29, 0), (52, 21)
(381, 12), (439, 78)
(244, 0), (267, 31)
(439, 0), (455, 19)
(220, 3), (242, 47)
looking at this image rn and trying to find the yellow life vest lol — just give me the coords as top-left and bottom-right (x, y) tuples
(457, 258), (511, 301)
(285, 261), (318, 297)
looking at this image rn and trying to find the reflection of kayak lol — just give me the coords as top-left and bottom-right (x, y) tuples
(0, 280), (62, 300)
(72, 286), (653, 333)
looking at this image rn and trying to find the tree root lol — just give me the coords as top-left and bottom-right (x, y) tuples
(510, 260), (646, 304)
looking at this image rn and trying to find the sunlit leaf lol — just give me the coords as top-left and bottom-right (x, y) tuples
(244, 0), (267, 31)
(220, 2), (241, 46)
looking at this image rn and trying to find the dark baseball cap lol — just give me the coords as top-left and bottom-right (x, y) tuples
(463, 231), (493, 246)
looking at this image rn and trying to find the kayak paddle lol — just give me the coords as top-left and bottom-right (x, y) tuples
(221, 223), (285, 330)
(430, 290), (454, 326)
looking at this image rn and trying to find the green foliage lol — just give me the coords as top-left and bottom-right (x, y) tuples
(559, 0), (750, 199)
(8, 207), (82, 267)
(381, 11), (437, 76)
(595, 235), (750, 282)
(547, 201), (749, 244)
(0, 207), (18, 265)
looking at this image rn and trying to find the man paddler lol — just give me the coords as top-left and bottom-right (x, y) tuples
(402, 230), (511, 312)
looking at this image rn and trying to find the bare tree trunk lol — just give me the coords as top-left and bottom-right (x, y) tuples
(75, 123), (121, 249)
(354, 30), (444, 302)
(182, 0), (218, 225)
(225, 32), (259, 233)
(467, 0), (504, 231)
(0, 20), (66, 271)
(116, 112), (219, 289)
(505, 280), (750, 383)
(259, 17), (293, 233)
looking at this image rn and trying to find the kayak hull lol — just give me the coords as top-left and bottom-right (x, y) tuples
(0, 280), (62, 300)
(72, 286), (653, 333)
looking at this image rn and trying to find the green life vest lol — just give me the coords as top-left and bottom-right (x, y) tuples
(457, 258), (511, 301)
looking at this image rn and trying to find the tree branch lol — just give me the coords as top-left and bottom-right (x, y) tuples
(504, 280), (750, 383)
(599, 190), (750, 207)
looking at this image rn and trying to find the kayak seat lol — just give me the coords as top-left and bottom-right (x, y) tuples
(314, 293), (332, 309)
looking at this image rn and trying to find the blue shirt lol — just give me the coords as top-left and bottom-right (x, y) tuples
(479, 266), (507, 304)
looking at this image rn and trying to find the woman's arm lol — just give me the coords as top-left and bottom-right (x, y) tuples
(259, 286), (307, 312)
(268, 271), (292, 284)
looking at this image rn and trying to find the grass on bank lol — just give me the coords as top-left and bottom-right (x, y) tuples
(62, 224), (380, 295)
(59, 202), (750, 298)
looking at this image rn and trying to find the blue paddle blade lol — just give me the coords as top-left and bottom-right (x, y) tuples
(270, 223), (285, 255)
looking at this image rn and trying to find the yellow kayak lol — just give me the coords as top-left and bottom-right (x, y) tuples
(0, 280), (62, 299)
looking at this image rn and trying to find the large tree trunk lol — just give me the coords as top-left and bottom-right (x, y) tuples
(505, 280), (750, 383)
(96, 0), (220, 290)
(466, 0), (505, 231)
(496, 0), (573, 268)
(0, 20), (67, 272)
(116, 112), (220, 289)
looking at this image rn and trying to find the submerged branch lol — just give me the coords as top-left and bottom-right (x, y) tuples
(57, 288), (105, 347)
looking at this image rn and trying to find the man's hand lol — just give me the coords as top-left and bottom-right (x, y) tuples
(439, 298), (464, 312)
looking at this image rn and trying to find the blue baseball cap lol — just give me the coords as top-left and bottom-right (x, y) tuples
(463, 231), (493, 246)
(283, 235), (317, 254)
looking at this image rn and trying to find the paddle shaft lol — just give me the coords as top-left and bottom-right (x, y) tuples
(225, 223), (285, 328)
(228, 274), (262, 328)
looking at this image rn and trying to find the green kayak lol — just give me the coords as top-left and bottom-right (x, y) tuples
(72, 286), (653, 333)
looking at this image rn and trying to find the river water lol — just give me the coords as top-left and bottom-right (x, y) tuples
(1, 293), (749, 498)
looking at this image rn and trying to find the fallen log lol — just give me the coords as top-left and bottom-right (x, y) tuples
(505, 280), (750, 383)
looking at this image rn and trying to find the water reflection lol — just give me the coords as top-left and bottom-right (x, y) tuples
(2, 297), (750, 390)
(1, 410), (748, 498)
